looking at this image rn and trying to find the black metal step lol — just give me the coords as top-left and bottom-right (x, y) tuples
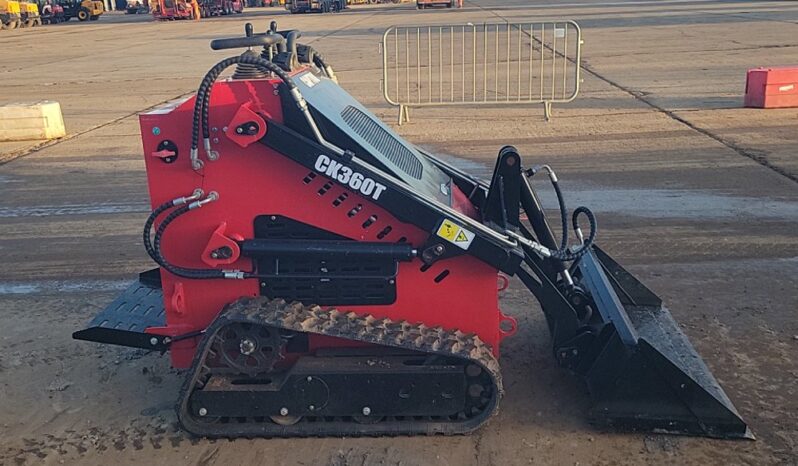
(72, 269), (168, 350)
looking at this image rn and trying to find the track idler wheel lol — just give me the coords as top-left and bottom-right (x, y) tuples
(217, 322), (282, 374)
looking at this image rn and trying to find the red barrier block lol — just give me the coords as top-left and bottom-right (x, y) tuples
(744, 66), (798, 108)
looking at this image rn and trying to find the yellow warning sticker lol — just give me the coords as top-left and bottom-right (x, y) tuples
(437, 219), (459, 241)
(436, 219), (475, 250)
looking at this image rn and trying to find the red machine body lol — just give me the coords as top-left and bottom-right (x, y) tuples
(139, 76), (515, 369)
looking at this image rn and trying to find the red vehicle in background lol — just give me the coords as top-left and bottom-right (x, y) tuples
(199, 0), (242, 17)
(151, 0), (194, 19)
(40, 0), (65, 23)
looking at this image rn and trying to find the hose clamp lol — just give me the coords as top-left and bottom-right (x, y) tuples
(172, 189), (204, 206)
(203, 138), (219, 161)
(222, 270), (245, 280)
(527, 164), (558, 182)
(190, 148), (204, 170)
(505, 230), (552, 258)
(575, 227), (585, 245)
(290, 88), (307, 110)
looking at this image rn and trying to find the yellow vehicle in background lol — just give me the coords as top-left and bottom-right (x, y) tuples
(57, 0), (103, 21)
(1, 0), (22, 29)
(19, 0), (41, 26)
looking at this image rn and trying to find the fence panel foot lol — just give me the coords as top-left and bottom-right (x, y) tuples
(398, 105), (410, 125)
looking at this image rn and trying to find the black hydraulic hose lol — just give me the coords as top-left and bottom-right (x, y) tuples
(312, 53), (323, 67)
(197, 57), (240, 150)
(520, 176), (562, 252)
(152, 205), (225, 279)
(525, 166), (597, 263)
(191, 56), (240, 154)
(143, 200), (176, 263)
(572, 206), (597, 250)
(193, 54), (299, 159)
(312, 52), (333, 79)
(549, 206), (597, 262)
(201, 54), (298, 139)
(523, 168), (570, 251)
(551, 179), (568, 252)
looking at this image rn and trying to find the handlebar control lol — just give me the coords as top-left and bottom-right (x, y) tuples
(210, 23), (285, 51)
(210, 34), (286, 50)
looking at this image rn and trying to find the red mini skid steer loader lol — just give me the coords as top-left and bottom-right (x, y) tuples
(74, 23), (751, 439)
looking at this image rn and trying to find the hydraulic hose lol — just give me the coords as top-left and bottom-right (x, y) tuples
(551, 178), (568, 252)
(527, 165), (568, 252)
(524, 165), (597, 263)
(549, 206), (597, 261)
(191, 54), (302, 169)
(143, 191), (203, 263)
(312, 51), (337, 82)
(143, 200), (176, 263)
(201, 54), (298, 139)
(152, 202), (227, 280)
(191, 56), (240, 168)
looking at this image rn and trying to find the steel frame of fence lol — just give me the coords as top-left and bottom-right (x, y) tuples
(380, 21), (582, 125)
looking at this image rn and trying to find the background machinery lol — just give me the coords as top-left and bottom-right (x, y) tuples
(348, 0), (400, 4)
(57, 0), (103, 21)
(199, 0), (243, 18)
(0, 0), (21, 29)
(0, 0), (44, 29)
(151, 0), (193, 19)
(39, 0), (65, 23)
(19, 0), (41, 26)
(126, 0), (148, 14)
(416, 0), (459, 9)
(285, 0), (343, 13)
(74, 22), (751, 440)
(245, 0), (281, 7)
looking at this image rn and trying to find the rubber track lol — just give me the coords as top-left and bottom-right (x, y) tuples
(177, 297), (502, 438)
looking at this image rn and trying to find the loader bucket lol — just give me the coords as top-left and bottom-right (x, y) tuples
(574, 247), (752, 439)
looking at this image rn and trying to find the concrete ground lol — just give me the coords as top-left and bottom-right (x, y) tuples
(1, 1), (797, 465)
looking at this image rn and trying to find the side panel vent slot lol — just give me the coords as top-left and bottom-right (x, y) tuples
(333, 192), (349, 207)
(303, 172), (317, 184)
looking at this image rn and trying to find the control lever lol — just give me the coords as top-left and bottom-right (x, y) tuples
(210, 23), (285, 51)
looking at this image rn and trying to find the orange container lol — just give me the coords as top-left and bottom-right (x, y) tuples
(744, 66), (798, 108)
